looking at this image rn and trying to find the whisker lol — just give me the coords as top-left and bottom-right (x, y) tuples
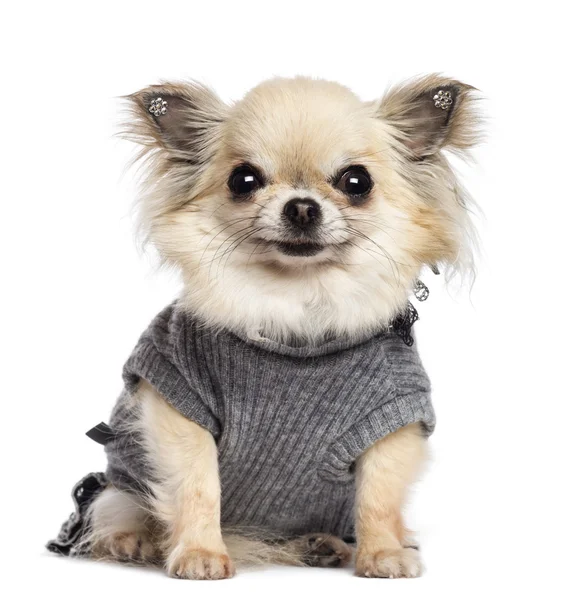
(210, 226), (262, 273)
(245, 238), (268, 270)
(218, 228), (264, 279)
(345, 226), (401, 283)
(198, 220), (257, 269)
(200, 224), (259, 270)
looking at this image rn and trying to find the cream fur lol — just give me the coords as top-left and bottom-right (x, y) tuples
(88, 486), (158, 563)
(136, 381), (233, 579)
(86, 74), (482, 578)
(124, 75), (480, 344)
(355, 423), (427, 578)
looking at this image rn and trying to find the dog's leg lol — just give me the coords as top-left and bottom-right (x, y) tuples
(285, 533), (352, 567)
(89, 486), (159, 563)
(354, 422), (427, 578)
(138, 381), (234, 580)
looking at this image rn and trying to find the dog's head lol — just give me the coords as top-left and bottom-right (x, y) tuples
(124, 76), (480, 341)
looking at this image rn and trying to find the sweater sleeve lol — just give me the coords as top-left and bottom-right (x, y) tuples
(317, 335), (435, 484)
(122, 304), (221, 438)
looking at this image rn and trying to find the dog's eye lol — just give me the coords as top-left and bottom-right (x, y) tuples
(228, 165), (263, 198)
(335, 166), (373, 201)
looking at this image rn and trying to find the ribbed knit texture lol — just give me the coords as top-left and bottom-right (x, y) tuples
(106, 302), (435, 539)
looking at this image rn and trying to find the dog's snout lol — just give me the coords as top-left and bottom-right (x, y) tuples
(283, 198), (321, 230)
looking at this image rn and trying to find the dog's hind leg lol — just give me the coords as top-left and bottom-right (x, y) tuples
(89, 486), (159, 563)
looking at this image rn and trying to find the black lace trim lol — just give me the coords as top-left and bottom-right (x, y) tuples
(391, 302), (419, 346)
(46, 472), (108, 557)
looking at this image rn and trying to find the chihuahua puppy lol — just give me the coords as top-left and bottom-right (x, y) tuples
(49, 75), (480, 580)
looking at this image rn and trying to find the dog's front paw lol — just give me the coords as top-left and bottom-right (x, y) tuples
(355, 547), (422, 578)
(167, 546), (235, 580)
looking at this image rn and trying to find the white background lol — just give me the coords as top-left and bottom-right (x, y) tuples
(2, 1), (580, 598)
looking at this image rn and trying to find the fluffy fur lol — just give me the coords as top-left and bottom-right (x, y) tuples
(88, 74), (481, 578)
(123, 75), (481, 343)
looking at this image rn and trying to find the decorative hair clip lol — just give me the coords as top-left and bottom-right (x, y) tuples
(413, 279), (430, 302)
(433, 90), (453, 110)
(149, 97), (168, 117)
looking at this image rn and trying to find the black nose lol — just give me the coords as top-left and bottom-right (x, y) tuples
(283, 198), (321, 230)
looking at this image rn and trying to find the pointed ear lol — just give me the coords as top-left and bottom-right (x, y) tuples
(378, 75), (481, 159)
(122, 81), (227, 161)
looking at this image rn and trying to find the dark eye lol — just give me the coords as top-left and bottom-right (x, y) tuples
(228, 165), (263, 198)
(335, 166), (373, 201)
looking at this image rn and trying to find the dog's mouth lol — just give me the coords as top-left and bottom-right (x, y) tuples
(249, 235), (349, 261)
(274, 241), (325, 257)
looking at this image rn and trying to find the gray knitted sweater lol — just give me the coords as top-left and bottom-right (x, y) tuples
(105, 303), (435, 539)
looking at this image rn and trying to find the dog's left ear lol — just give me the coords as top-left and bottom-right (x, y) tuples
(378, 75), (480, 159)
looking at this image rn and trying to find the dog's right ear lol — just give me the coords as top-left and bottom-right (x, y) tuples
(123, 81), (227, 162)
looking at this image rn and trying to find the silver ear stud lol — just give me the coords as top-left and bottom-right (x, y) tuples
(149, 97), (168, 117)
(433, 90), (453, 110)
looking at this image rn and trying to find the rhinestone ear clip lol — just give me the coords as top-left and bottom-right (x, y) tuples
(149, 97), (168, 117)
(433, 90), (453, 110)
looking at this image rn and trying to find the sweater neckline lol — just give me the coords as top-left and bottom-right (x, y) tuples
(232, 326), (393, 358)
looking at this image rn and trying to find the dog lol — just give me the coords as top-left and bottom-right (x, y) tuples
(48, 75), (480, 579)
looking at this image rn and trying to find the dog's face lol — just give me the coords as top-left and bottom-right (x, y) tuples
(126, 76), (479, 341)
(218, 80), (400, 271)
